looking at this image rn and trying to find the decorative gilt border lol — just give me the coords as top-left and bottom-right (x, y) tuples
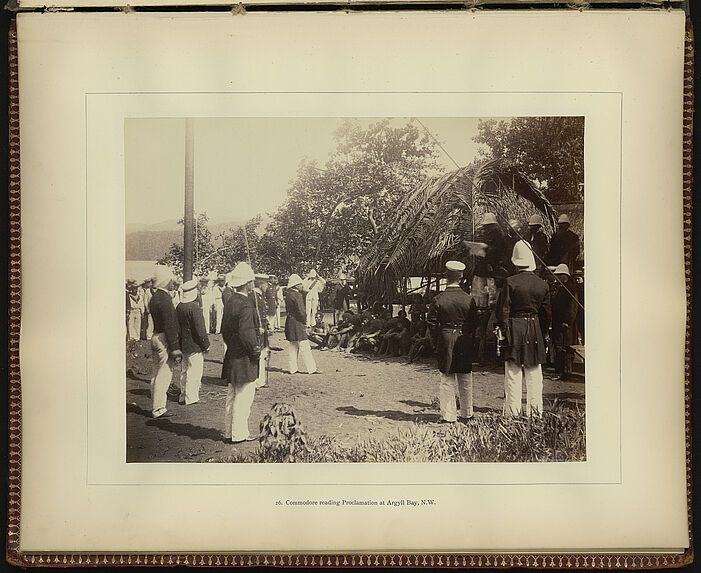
(5, 14), (694, 568)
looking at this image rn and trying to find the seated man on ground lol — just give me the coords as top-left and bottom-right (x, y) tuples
(376, 314), (402, 356)
(308, 312), (330, 349)
(384, 309), (412, 357)
(328, 310), (360, 351)
(407, 318), (434, 363)
(346, 313), (383, 353)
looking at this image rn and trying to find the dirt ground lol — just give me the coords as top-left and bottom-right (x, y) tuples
(126, 325), (585, 463)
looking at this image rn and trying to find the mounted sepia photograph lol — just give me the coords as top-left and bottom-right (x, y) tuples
(124, 116), (585, 464)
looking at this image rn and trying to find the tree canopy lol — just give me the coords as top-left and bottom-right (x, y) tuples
(158, 213), (262, 278)
(474, 117), (584, 203)
(255, 119), (443, 277)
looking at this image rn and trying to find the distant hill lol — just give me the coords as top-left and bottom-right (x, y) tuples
(125, 216), (270, 261)
(126, 229), (182, 261)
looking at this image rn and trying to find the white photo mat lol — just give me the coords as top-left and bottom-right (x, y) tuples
(18, 11), (687, 553)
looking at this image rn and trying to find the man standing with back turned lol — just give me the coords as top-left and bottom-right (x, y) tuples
(148, 265), (182, 419)
(495, 241), (551, 417)
(427, 261), (479, 423)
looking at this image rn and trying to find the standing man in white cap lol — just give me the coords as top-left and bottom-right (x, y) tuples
(527, 213), (550, 276)
(303, 269), (326, 328)
(285, 274), (319, 375)
(495, 242), (551, 417)
(148, 265), (182, 418)
(221, 262), (260, 443)
(426, 261), (479, 423)
(140, 278), (154, 340)
(176, 279), (210, 405)
(547, 213), (580, 273)
(213, 274), (225, 334)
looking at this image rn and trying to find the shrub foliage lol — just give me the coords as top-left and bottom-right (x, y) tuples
(215, 402), (586, 464)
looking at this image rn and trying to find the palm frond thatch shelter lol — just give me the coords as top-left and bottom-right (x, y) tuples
(358, 158), (557, 301)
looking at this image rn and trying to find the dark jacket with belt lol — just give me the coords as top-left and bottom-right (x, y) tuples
(221, 292), (260, 384)
(284, 287), (308, 342)
(149, 289), (179, 353)
(426, 285), (479, 374)
(495, 271), (551, 367)
(551, 278), (578, 346)
(176, 300), (210, 354)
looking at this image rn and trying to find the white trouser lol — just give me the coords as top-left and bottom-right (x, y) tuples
(150, 332), (178, 416)
(214, 300), (224, 333)
(224, 379), (257, 441)
(288, 340), (317, 374)
(128, 309), (141, 340)
(275, 307), (281, 329)
(503, 361), (543, 417)
(439, 371), (474, 422)
(180, 351), (203, 404)
(306, 296), (318, 326)
(255, 348), (270, 387)
(202, 305), (211, 334)
(143, 312), (154, 339)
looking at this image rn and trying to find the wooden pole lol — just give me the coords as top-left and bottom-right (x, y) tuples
(183, 118), (195, 281)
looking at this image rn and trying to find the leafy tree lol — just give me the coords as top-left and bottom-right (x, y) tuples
(257, 119), (443, 277)
(157, 213), (262, 277)
(474, 117), (584, 203)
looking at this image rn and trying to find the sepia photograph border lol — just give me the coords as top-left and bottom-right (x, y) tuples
(7, 14), (692, 565)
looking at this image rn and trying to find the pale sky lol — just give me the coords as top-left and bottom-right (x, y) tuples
(125, 117), (485, 227)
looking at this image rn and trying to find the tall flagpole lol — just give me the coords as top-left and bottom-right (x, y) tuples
(183, 118), (195, 281)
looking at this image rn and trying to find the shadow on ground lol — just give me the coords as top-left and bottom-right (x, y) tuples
(144, 417), (229, 443)
(336, 405), (441, 424)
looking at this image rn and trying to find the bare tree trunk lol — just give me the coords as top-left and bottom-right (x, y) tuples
(368, 206), (378, 237)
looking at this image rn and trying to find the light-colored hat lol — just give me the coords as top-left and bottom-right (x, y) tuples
(287, 273), (303, 288)
(481, 212), (497, 225)
(445, 260), (466, 272)
(307, 269), (318, 278)
(511, 240), (536, 271)
(338, 273), (346, 280)
(558, 213), (570, 224)
(254, 273), (270, 280)
(206, 270), (218, 281)
(151, 265), (175, 290)
(228, 262), (255, 288)
(528, 214), (543, 226)
(182, 279), (198, 292)
(508, 219), (520, 230)
(181, 279), (199, 303)
(553, 264), (571, 277)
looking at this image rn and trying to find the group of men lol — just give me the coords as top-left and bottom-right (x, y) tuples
(305, 299), (433, 364)
(431, 211), (582, 422)
(133, 209), (580, 441)
(137, 261), (338, 443)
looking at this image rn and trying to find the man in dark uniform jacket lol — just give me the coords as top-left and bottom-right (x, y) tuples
(496, 241), (552, 417)
(284, 274), (318, 374)
(527, 213), (550, 276)
(252, 274), (271, 388)
(221, 262), (260, 443)
(551, 264), (579, 379)
(426, 260), (479, 423)
(547, 213), (580, 273)
(176, 279), (210, 406)
(148, 266), (182, 419)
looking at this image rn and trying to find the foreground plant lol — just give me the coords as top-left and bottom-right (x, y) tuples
(214, 402), (586, 464)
